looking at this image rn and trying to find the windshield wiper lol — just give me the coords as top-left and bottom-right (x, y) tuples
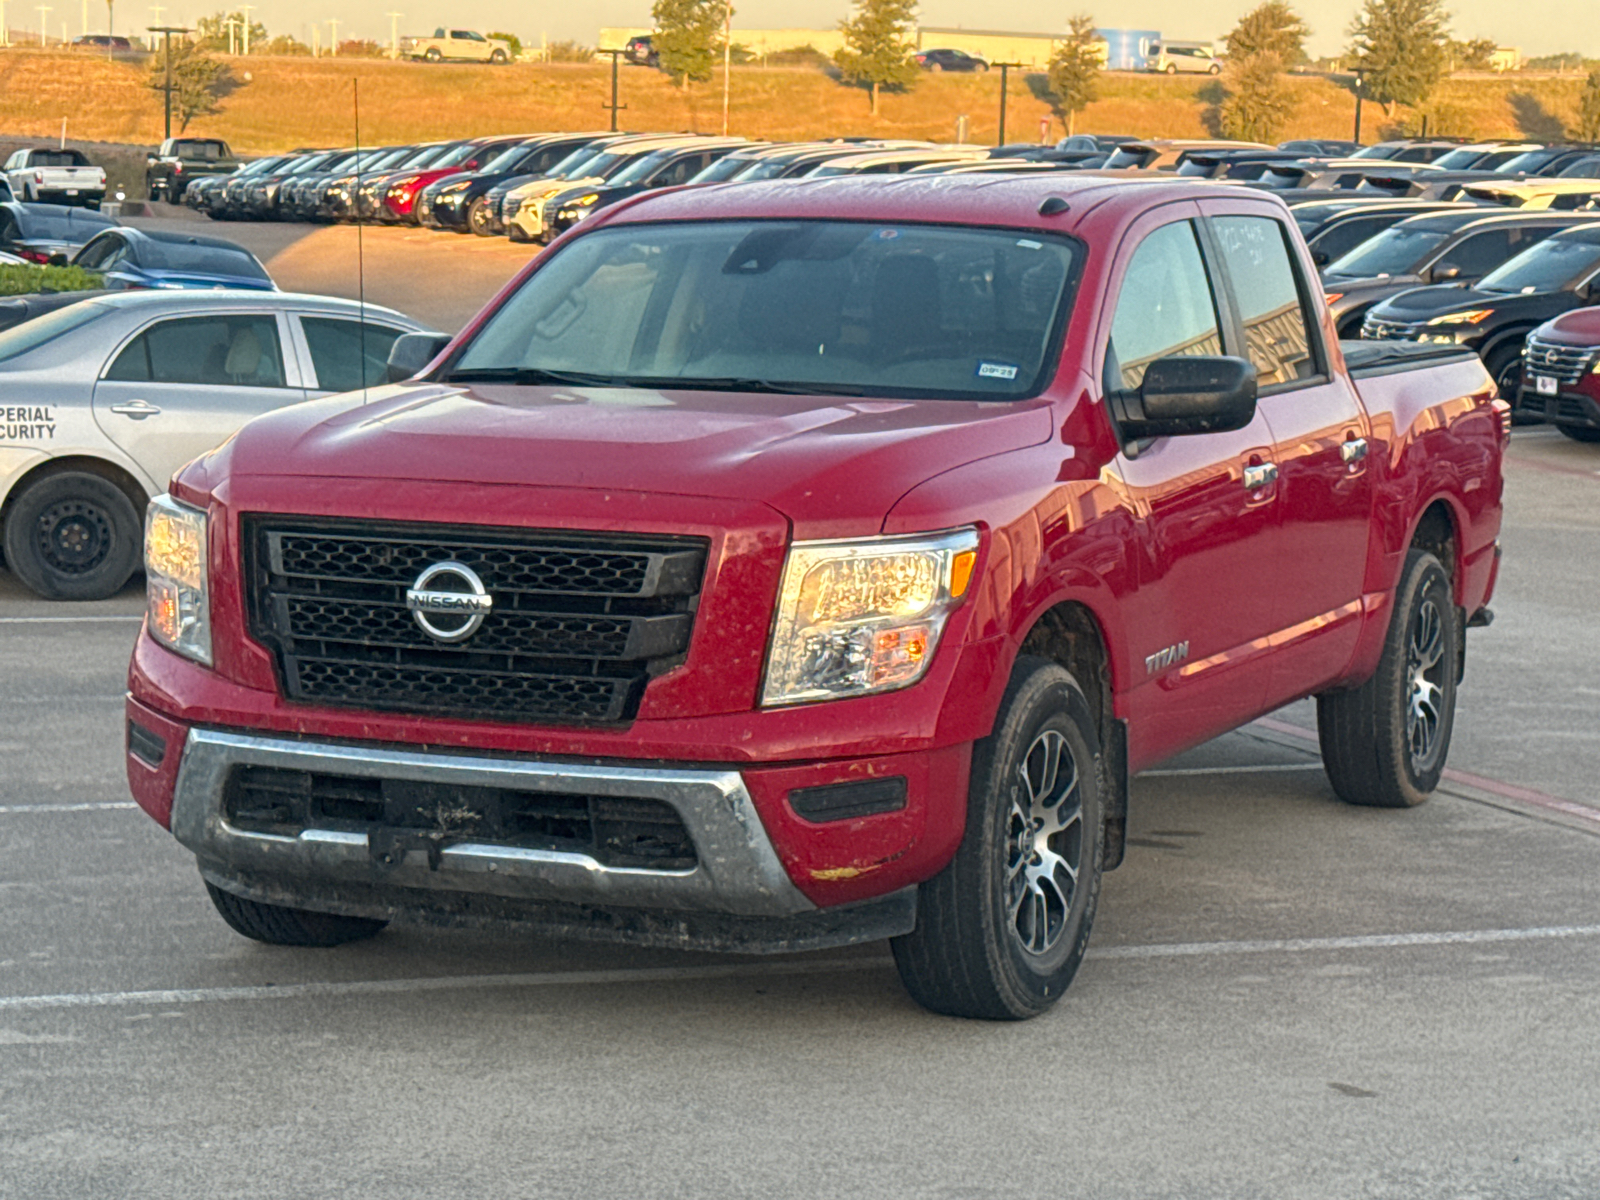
(446, 367), (628, 387)
(629, 376), (869, 397)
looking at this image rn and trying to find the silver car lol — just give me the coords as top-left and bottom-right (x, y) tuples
(0, 290), (432, 600)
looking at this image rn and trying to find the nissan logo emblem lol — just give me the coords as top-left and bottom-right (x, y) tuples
(405, 561), (493, 643)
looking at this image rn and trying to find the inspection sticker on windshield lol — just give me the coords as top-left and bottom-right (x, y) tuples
(977, 361), (1019, 381)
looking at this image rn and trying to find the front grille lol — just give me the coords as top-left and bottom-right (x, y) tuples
(224, 764), (697, 869)
(503, 195), (523, 218)
(1524, 336), (1597, 387)
(1361, 315), (1423, 340)
(244, 517), (707, 725)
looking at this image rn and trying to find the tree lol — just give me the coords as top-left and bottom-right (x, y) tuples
(1446, 37), (1496, 71)
(1224, 1), (1310, 65)
(544, 40), (593, 63)
(652, 0), (729, 86)
(193, 10), (268, 53)
(1576, 69), (1600, 141)
(263, 34), (309, 55)
(1045, 15), (1102, 136)
(1218, 52), (1297, 142)
(1346, 0), (1450, 115)
(833, 0), (918, 116)
(146, 41), (235, 132)
(336, 39), (386, 58)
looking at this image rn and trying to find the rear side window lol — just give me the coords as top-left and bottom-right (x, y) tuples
(1212, 216), (1315, 388)
(301, 317), (405, 392)
(106, 315), (287, 387)
(1106, 221), (1222, 391)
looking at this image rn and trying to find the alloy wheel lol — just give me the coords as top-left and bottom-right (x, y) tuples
(1406, 597), (1447, 771)
(1004, 729), (1084, 958)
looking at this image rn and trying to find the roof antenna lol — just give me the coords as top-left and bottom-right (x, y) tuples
(353, 76), (369, 403)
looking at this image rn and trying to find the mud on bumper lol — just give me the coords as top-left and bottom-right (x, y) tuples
(171, 729), (916, 953)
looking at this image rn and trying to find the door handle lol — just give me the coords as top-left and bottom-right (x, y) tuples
(1341, 437), (1369, 464)
(1242, 462), (1278, 491)
(109, 399), (161, 419)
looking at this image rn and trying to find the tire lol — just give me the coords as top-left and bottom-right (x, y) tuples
(1165, 63), (1178, 74)
(892, 656), (1104, 1020)
(930, 62), (943, 72)
(976, 62), (989, 73)
(1557, 424), (1600, 443)
(1485, 341), (1524, 401)
(424, 47), (441, 62)
(1209, 63), (1221, 74)
(2, 471), (141, 601)
(467, 195), (494, 235)
(1317, 549), (1459, 808)
(205, 882), (389, 947)
(490, 48), (508, 63)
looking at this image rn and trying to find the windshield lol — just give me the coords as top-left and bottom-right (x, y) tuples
(1325, 225), (1450, 277)
(0, 300), (106, 363)
(238, 157), (283, 177)
(542, 144), (611, 180)
(353, 147), (409, 173)
(1478, 234), (1600, 293)
(691, 154), (760, 183)
(740, 153), (825, 181)
(430, 143), (478, 169)
(450, 220), (1078, 400)
(482, 142), (538, 174)
(1103, 146), (1152, 170)
(1497, 149), (1562, 175)
(141, 241), (270, 280)
(607, 150), (679, 186)
(396, 145), (448, 170)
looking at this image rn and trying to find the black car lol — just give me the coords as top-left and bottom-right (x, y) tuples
(1301, 201), (1472, 267)
(195, 155), (285, 218)
(1362, 223), (1600, 395)
(1497, 145), (1600, 177)
(625, 35), (658, 66)
(543, 143), (743, 242)
(420, 135), (609, 234)
(0, 202), (117, 263)
(1320, 210), (1593, 338)
(914, 48), (989, 72)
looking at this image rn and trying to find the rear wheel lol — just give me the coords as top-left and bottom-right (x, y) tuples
(1209, 62), (1221, 73)
(2, 471), (141, 601)
(1558, 424), (1600, 443)
(1317, 549), (1458, 808)
(490, 48), (508, 63)
(206, 882), (389, 946)
(892, 656), (1104, 1020)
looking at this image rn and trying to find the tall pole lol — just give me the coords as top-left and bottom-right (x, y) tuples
(149, 26), (188, 135)
(1352, 67), (1365, 144)
(35, 3), (48, 44)
(79, 0), (84, 37)
(1, 0), (8, 46)
(225, 14), (236, 54)
(238, 1), (251, 53)
(996, 62), (1021, 145)
(327, 16), (337, 54)
(601, 48), (625, 131)
(386, 11), (401, 58)
(721, 5), (732, 136)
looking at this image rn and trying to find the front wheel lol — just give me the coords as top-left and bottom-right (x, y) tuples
(2, 470), (142, 600)
(466, 195), (494, 234)
(424, 47), (441, 61)
(1317, 549), (1459, 807)
(1485, 342), (1525, 401)
(892, 657), (1104, 1020)
(1165, 63), (1178, 74)
(1209, 62), (1222, 73)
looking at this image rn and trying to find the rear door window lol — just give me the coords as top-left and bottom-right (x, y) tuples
(105, 315), (288, 387)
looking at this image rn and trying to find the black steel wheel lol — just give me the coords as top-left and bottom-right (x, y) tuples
(892, 656), (1104, 1020)
(2, 471), (141, 600)
(1486, 342), (1525, 401)
(1318, 548), (1459, 807)
(205, 882), (389, 947)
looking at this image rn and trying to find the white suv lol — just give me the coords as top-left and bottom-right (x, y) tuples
(1149, 43), (1223, 75)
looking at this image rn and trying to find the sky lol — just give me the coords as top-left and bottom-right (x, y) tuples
(92, 0), (1597, 60)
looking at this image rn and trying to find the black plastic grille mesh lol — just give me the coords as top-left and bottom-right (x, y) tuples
(245, 518), (707, 725)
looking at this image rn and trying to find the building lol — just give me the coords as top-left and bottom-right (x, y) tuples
(1489, 47), (1522, 72)
(1097, 29), (1162, 71)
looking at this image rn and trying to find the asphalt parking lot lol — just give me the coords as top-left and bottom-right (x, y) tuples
(1, 426), (1596, 1198)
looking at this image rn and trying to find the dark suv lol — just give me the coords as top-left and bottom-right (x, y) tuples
(625, 35), (658, 66)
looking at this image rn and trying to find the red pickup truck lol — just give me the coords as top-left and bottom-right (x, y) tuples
(125, 176), (1507, 1020)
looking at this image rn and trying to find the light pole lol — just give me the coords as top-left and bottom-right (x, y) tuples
(225, 13), (238, 54)
(146, 5), (161, 50)
(78, 0), (84, 36)
(35, 3), (48, 44)
(326, 16), (337, 54)
(1352, 67), (1366, 144)
(600, 48), (626, 132)
(148, 24), (189, 138)
(385, 11), (401, 58)
(994, 61), (1021, 145)
(1, 0), (9, 47)
(238, 1), (251, 53)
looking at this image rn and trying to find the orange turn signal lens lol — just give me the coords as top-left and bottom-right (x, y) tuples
(949, 549), (977, 598)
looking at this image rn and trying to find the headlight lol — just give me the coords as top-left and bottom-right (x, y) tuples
(762, 528), (979, 706)
(572, 193), (601, 206)
(145, 495), (211, 666)
(1426, 309), (1494, 326)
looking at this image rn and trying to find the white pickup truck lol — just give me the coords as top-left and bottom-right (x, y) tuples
(3, 147), (107, 207)
(402, 28), (514, 63)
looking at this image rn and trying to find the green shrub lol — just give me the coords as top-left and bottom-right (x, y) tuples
(0, 265), (105, 296)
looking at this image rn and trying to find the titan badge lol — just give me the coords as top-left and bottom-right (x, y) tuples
(405, 561), (493, 642)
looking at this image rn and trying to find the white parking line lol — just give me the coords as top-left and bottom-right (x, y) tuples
(1140, 763), (1323, 777)
(0, 802), (138, 814)
(0, 615), (143, 624)
(4, 924), (1598, 1013)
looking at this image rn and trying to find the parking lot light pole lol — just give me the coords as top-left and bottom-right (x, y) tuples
(994, 61), (1021, 146)
(386, 11), (401, 58)
(600, 48), (626, 132)
(1353, 67), (1366, 144)
(148, 25), (189, 138)
(35, 4), (49, 45)
(238, 1), (251, 54)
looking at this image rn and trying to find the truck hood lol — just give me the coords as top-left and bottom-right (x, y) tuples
(208, 382), (1056, 538)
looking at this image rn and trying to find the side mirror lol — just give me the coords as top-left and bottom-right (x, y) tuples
(1311, 248), (1330, 266)
(385, 331), (452, 383)
(47, 252), (69, 267)
(1433, 264), (1461, 281)
(1112, 356), (1258, 441)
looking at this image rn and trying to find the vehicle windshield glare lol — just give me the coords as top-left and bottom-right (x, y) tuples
(1477, 233), (1600, 293)
(1102, 146), (1151, 170)
(0, 301), (106, 364)
(1497, 149), (1561, 175)
(542, 145), (609, 179)
(431, 143), (479, 169)
(607, 150), (676, 187)
(1431, 148), (1487, 170)
(449, 220), (1078, 400)
(482, 142), (536, 174)
(1324, 225), (1449, 278)
(691, 154), (760, 183)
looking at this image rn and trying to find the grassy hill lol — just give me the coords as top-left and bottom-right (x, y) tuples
(0, 48), (1589, 169)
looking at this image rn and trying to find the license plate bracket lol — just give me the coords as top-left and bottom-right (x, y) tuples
(1535, 375), (1559, 396)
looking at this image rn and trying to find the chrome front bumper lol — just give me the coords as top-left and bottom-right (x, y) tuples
(171, 729), (816, 920)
